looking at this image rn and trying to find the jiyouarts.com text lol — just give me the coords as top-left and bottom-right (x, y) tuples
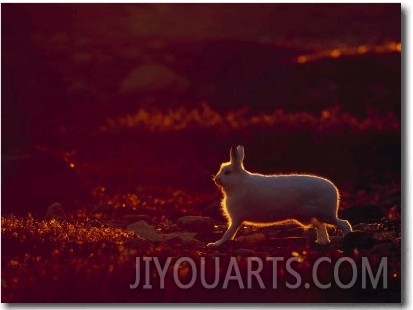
(130, 256), (387, 290)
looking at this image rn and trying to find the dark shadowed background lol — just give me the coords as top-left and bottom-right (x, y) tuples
(2, 3), (400, 145)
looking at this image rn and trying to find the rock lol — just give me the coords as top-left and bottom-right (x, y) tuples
(164, 231), (197, 242)
(273, 228), (305, 238)
(266, 237), (308, 248)
(264, 223), (305, 238)
(119, 63), (189, 94)
(127, 220), (196, 243)
(177, 216), (215, 233)
(160, 237), (185, 247)
(236, 233), (265, 244)
(127, 221), (163, 242)
(184, 239), (205, 249)
(235, 248), (255, 255)
(342, 231), (375, 251)
(123, 214), (153, 224)
(339, 205), (385, 224)
(45, 202), (66, 221)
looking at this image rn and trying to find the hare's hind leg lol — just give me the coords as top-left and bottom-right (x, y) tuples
(334, 218), (352, 235)
(311, 218), (330, 245)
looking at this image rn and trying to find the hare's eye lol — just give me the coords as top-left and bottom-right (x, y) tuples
(224, 170), (231, 175)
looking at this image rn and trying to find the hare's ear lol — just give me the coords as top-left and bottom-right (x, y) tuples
(236, 145), (245, 164)
(230, 146), (238, 164)
(230, 145), (244, 168)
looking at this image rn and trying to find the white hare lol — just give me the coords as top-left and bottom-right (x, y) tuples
(207, 145), (352, 247)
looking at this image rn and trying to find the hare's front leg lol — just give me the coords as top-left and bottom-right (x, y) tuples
(207, 220), (242, 248)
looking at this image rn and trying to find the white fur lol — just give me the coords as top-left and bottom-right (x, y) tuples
(207, 145), (352, 247)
